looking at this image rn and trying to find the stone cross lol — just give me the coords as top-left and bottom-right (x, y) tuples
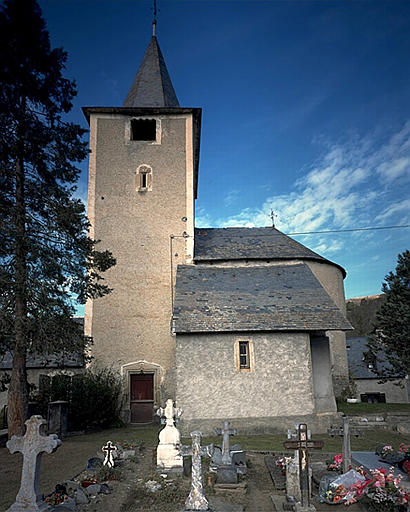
(215, 420), (237, 465)
(6, 415), (61, 512)
(156, 398), (183, 427)
(328, 416), (362, 473)
(284, 423), (323, 510)
(179, 431), (214, 511)
(102, 440), (117, 468)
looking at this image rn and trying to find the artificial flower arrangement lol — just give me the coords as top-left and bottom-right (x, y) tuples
(44, 491), (70, 506)
(81, 477), (98, 488)
(275, 456), (292, 475)
(348, 467), (409, 512)
(380, 445), (395, 458)
(320, 466), (410, 510)
(119, 440), (140, 450)
(327, 453), (343, 472)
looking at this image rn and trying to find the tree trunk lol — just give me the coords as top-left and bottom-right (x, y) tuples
(8, 150), (29, 438)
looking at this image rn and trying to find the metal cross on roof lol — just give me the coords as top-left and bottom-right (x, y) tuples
(284, 423), (324, 509)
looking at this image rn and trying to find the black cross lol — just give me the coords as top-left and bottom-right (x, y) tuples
(284, 423), (324, 508)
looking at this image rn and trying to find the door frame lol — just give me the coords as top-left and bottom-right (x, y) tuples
(121, 360), (162, 423)
(129, 372), (154, 423)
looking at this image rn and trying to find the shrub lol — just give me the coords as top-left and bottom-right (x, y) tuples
(34, 367), (123, 430)
(70, 368), (123, 430)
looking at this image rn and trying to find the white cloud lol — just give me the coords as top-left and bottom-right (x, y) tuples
(377, 157), (410, 182)
(375, 198), (410, 223)
(224, 189), (240, 207)
(196, 123), (410, 257)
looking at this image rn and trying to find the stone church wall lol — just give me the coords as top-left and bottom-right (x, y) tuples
(85, 113), (195, 414)
(176, 331), (323, 435)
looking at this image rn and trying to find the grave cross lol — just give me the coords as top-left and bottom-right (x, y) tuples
(179, 431), (214, 511)
(102, 440), (117, 468)
(328, 416), (362, 473)
(215, 420), (237, 465)
(284, 423), (323, 509)
(156, 398), (183, 426)
(6, 415), (61, 512)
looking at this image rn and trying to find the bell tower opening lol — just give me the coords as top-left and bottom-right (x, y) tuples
(130, 118), (156, 141)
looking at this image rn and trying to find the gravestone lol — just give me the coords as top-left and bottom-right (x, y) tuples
(328, 416), (362, 473)
(156, 398), (183, 473)
(215, 421), (237, 465)
(285, 427), (312, 502)
(215, 421), (238, 484)
(47, 401), (68, 438)
(283, 423), (323, 512)
(6, 415), (61, 512)
(179, 431), (214, 511)
(102, 441), (117, 467)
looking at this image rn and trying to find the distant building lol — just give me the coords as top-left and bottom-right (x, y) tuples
(0, 318), (84, 414)
(346, 336), (409, 403)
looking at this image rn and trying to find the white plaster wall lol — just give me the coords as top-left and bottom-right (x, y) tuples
(176, 332), (315, 421)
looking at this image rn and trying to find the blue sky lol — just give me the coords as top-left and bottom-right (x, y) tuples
(38, 0), (410, 300)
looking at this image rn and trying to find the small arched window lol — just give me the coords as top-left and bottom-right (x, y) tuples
(136, 164), (152, 192)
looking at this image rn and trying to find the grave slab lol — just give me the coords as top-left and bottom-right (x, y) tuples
(352, 451), (407, 478)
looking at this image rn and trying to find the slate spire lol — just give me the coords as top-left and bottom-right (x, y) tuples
(123, 35), (180, 108)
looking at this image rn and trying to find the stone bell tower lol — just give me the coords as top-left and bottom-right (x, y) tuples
(83, 27), (201, 423)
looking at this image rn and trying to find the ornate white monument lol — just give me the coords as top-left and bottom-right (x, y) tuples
(156, 398), (183, 472)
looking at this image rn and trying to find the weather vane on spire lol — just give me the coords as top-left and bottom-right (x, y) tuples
(152, 0), (158, 36)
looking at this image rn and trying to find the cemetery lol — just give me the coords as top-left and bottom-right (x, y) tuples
(0, 405), (409, 512)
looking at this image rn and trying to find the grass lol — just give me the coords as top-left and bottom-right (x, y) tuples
(336, 401), (410, 414)
(186, 429), (410, 453)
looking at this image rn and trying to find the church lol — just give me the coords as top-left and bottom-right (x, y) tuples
(83, 26), (352, 434)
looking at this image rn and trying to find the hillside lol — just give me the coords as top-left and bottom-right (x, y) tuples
(345, 294), (385, 338)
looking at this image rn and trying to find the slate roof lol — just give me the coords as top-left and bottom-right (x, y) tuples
(0, 351), (84, 370)
(173, 263), (352, 333)
(347, 336), (402, 379)
(194, 227), (346, 277)
(123, 36), (180, 108)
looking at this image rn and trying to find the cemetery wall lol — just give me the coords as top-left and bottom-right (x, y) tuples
(176, 331), (323, 434)
(85, 113), (195, 406)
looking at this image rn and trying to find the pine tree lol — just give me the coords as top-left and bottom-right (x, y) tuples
(0, 0), (115, 437)
(366, 250), (410, 381)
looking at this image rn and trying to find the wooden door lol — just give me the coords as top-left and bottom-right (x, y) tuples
(130, 374), (154, 423)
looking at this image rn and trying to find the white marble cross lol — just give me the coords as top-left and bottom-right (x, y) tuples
(156, 398), (182, 426)
(180, 431), (213, 511)
(6, 415), (61, 512)
(215, 420), (237, 465)
(102, 440), (117, 467)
